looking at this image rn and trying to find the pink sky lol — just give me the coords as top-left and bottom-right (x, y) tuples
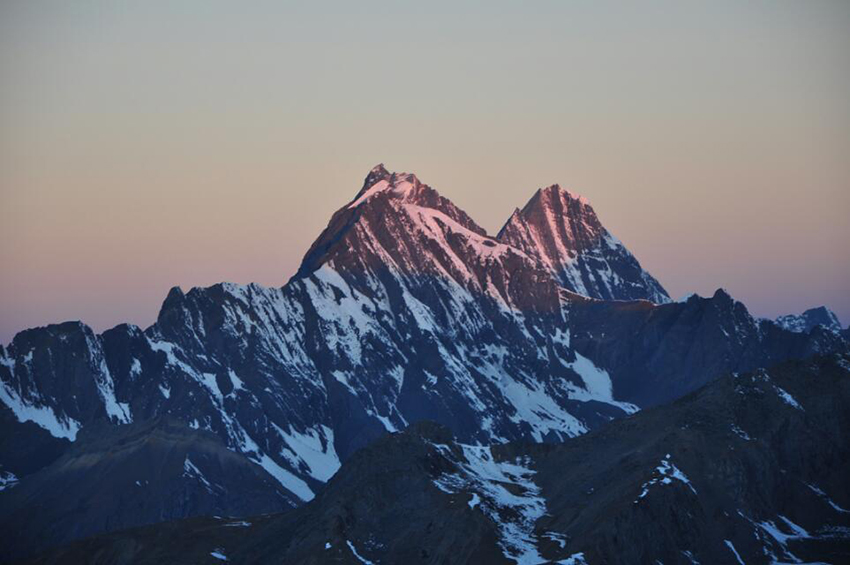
(1, 1), (849, 342)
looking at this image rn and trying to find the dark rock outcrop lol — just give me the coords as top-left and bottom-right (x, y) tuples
(0, 418), (291, 563)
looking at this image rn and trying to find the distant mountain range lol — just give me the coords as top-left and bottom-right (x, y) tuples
(776, 306), (843, 334)
(1, 165), (847, 563)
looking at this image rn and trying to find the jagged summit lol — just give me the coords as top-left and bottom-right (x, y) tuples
(498, 183), (670, 303)
(348, 166), (480, 230)
(498, 183), (609, 257)
(348, 171), (425, 210)
(360, 163), (392, 191)
(349, 164), (426, 209)
(534, 183), (591, 206)
(297, 165), (670, 304)
(295, 165), (496, 282)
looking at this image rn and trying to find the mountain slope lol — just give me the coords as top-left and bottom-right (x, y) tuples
(1, 165), (845, 532)
(0, 418), (290, 563)
(28, 352), (850, 565)
(497, 185), (669, 303)
(565, 289), (848, 407)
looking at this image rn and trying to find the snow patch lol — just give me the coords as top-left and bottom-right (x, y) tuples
(565, 351), (639, 413)
(227, 369), (245, 394)
(724, 540), (745, 565)
(346, 540), (374, 565)
(273, 423), (341, 482)
(183, 456), (213, 491)
(806, 483), (850, 514)
(543, 532), (568, 549)
(433, 444), (546, 565)
(84, 332), (132, 424)
(129, 358), (142, 379)
(0, 469), (18, 491)
(0, 357), (81, 441)
(773, 385), (803, 410)
(731, 424), (752, 441)
(252, 452), (314, 502)
(636, 454), (697, 502)
(348, 179), (390, 209)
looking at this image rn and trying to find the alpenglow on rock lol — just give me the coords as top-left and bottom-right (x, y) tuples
(497, 184), (670, 303)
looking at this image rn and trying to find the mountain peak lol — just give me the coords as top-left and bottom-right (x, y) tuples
(497, 183), (669, 303)
(776, 306), (842, 334)
(359, 163), (392, 193)
(506, 207), (523, 222)
(298, 167), (667, 305)
(295, 165), (489, 281)
(368, 162), (389, 177)
(349, 165), (428, 210)
(711, 287), (734, 302)
(534, 183), (591, 207)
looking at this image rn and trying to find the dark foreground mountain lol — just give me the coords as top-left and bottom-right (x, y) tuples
(1, 166), (846, 556)
(24, 352), (850, 565)
(0, 418), (290, 562)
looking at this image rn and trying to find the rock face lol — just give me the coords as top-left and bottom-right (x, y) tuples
(497, 184), (670, 303)
(28, 353), (850, 565)
(566, 290), (847, 407)
(1, 166), (846, 556)
(776, 306), (843, 334)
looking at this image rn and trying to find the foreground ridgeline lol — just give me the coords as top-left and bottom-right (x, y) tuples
(1, 165), (848, 562)
(20, 354), (850, 565)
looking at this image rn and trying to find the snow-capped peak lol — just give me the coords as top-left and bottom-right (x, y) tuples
(299, 165), (668, 304)
(497, 183), (670, 303)
(295, 165), (501, 282)
(363, 163), (391, 186)
(776, 306), (842, 334)
(349, 165), (426, 209)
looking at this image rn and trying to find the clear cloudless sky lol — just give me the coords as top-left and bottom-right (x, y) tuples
(1, 0), (849, 343)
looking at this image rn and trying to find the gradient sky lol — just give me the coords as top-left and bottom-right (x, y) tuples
(1, 1), (849, 343)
